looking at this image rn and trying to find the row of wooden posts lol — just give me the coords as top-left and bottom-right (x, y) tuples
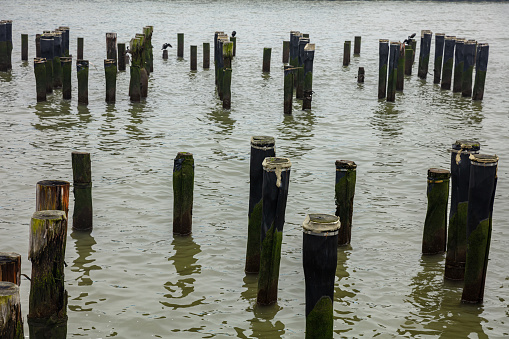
(378, 30), (489, 102)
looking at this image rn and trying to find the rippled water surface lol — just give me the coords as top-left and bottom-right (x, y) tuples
(1, 0), (509, 337)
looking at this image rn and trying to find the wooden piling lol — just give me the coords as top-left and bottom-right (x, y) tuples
(230, 36), (236, 57)
(77, 37), (83, 60)
(245, 136), (276, 274)
(143, 26), (154, 73)
(296, 37), (310, 99)
(453, 38), (466, 93)
(433, 33), (445, 84)
(52, 32), (63, 89)
(461, 154), (498, 304)
(162, 49), (168, 60)
(173, 152), (194, 236)
(343, 40), (351, 66)
(223, 68), (232, 109)
(190, 45), (197, 71)
(60, 57), (72, 100)
(77, 59), (89, 105)
(418, 30), (432, 79)
(472, 43), (489, 101)
(410, 39), (417, 64)
(404, 45), (413, 76)
(140, 67), (148, 98)
(129, 37), (141, 102)
(104, 59), (116, 103)
(117, 43), (126, 71)
(106, 33), (117, 67)
(462, 40), (477, 98)
(203, 42), (210, 69)
(0, 253), (21, 285)
(35, 34), (41, 58)
(335, 160), (357, 246)
(441, 36), (456, 90)
(357, 67), (364, 83)
(302, 43), (315, 110)
(58, 26), (70, 56)
(34, 58), (47, 102)
(0, 21), (13, 72)
(290, 31), (301, 71)
(262, 47), (271, 73)
(257, 157), (291, 305)
(177, 33), (184, 58)
(40, 34), (54, 93)
(284, 66), (294, 114)
(354, 36), (361, 56)
(282, 40), (290, 63)
(396, 43), (405, 91)
(387, 41), (399, 102)
(21, 33), (28, 61)
(36, 180), (70, 218)
(303, 214), (340, 339)
(0, 282), (24, 339)
(72, 151), (93, 231)
(378, 39), (389, 99)
(445, 140), (480, 280)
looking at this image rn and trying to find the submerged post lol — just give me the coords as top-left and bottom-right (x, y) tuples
(34, 57), (47, 102)
(36, 180), (70, 218)
(177, 33), (184, 58)
(257, 157), (291, 305)
(396, 43), (405, 91)
(0, 252), (21, 285)
(245, 136), (276, 274)
(302, 43), (315, 110)
(21, 33), (28, 61)
(61, 56), (72, 99)
(203, 42), (210, 69)
(173, 152), (194, 236)
(335, 160), (357, 246)
(262, 47), (271, 73)
(462, 154), (498, 304)
(472, 43), (489, 101)
(77, 59), (89, 105)
(282, 40), (290, 63)
(72, 151), (93, 231)
(343, 40), (351, 66)
(404, 45), (413, 76)
(433, 33), (445, 84)
(422, 168), (450, 255)
(104, 59), (116, 103)
(441, 36), (456, 90)
(0, 282), (24, 339)
(190, 45), (197, 71)
(453, 38), (466, 93)
(303, 214), (340, 339)
(462, 40), (477, 98)
(378, 39), (389, 99)
(357, 67), (364, 83)
(77, 37), (83, 60)
(387, 41), (399, 102)
(354, 36), (361, 56)
(418, 30), (432, 79)
(118, 42), (126, 71)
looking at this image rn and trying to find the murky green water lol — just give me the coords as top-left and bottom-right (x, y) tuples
(1, 0), (509, 337)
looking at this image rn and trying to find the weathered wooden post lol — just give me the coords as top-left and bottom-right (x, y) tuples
(223, 68), (232, 109)
(422, 168), (450, 255)
(118, 42), (126, 71)
(0, 20), (13, 72)
(354, 36), (361, 56)
(302, 43), (315, 110)
(177, 33), (184, 58)
(0, 282), (24, 338)
(410, 38), (417, 64)
(129, 37), (141, 102)
(335, 160), (356, 246)
(61, 56), (72, 99)
(34, 57), (47, 102)
(418, 30), (432, 79)
(230, 36), (236, 57)
(72, 151), (93, 231)
(396, 43), (405, 91)
(282, 40), (290, 63)
(28, 210), (67, 339)
(0, 253), (21, 285)
(173, 152), (194, 236)
(378, 39), (389, 99)
(387, 41), (399, 102)
(36, 180), (70, 218)
(77, 37), (83, 60)
(262, 47), (271, 73)
(472, 43), (489, 101)
(21, 33), (28, 61)
(190, 45), (197, 71)
(404, 45), (413, 76)
(257, 157), (291, 305)
(203, 42), (210, 69)
(296, 37), (310, 98)
(58, 26), (70, 56)
(433, 33), (445, 84)
(284, 65), (294, 114)
(52, 32), (63, 89)
(462, 40), (477, 98)
(303, 214), (340, 339)
(445, 140), (480, 280)
(290, 31), (301, 72)
(40, 33), (54, 93)
(461, 154), (498, 304)
(35, 34), (41, 58)
(357, 67), (364, 83)
(162, 49), (168, 60)
(343, 40), (351, 66)
(453, 38), (466, 93)
(441, 36), (456, 90)
(77, 59), (89, 105)
(104, 59), (116, 103)
(221, 40), (233, 102)
(213, 31), (223, 85)
(106, 32), (117, 68)
(143, 26), (154, 73)
(245, 136), (276, 274)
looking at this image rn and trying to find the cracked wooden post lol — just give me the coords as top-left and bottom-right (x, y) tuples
(343, 40), (351, 66)
(445, 140), (480, 280)
(404, 45), (413, 76)
(77, 59), (89, 105)
(190, 45), (197, 71)
(203, 42), (210, 69)
(61, 56), (72, 99)
(77, 37), (83, 60)
(378, 39), (389, 99)
(0, 282), (24, 339)
(396, 42), (405, 91)
(335, 160), (357, 246)
(302, 43), (315, 110)
(34, 57), (47, 102)
(117, 42), (126, 71)
(296, 37), (310, 99)
(357, 67), (364, 83)
(418, 30), (432, 79)
(387, 41), (399, 102)
(462, 154), (498, 304)
(72, 151), (93, 231)
(422, 168), (450, 255)
(354, 36), (361, 56)
(104, 59), (116, 103)
(245, 136), (276, 274)
(21, 33), (28, 61)
(262, 47), (271, 73)
(36, 180), (70, 219)
(472, 43), (489, 101)
(177, 33), (184, 58)
(0, 253), (21, 285)
(453, 38), (466, 93)
(173, 152), (194, 236)
(462, 40), (477, 98)
(284, 65), (295, 114)
(441, 36), (456, 90)
(28, 210), (67, 339)
(433, 33), (445, 84)
(40, 33), (54, 93)
(303, 214), (340, 339)
(257, 157), (291, 305)
(282, 40), (289, 63)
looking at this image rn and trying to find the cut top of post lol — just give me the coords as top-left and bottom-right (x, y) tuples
(428, 168), (451, 183)
(29, 210), (67, 262)
(262, 157), (292, 187)
(469, 154), (499, 168)
(451, 140), (481, 153)
(304, 43), (315, 52)
(251, 136), (275, 150)
(335, 160), (357, 171)
(302, 213), (340, 235)
(0, 281), (19, 299)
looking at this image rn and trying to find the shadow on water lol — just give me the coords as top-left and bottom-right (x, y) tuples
(334, 246), (357, 336)
(0, 70), (13, 83)
(207, 105), (236, 135)
(69, 230), (100, 287)
(277, 109), (316, 158)
(400, 255), (487, 337)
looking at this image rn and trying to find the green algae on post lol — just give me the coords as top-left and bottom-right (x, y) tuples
(262, 47), (271, 73)
(104, 59), (116, 103)
(335, 160), (357, 246)
(60, 56), (72, 99)
(433, 33), (445, 84)
(472, 43), (489, 101)
(34, 58), (47, 102)
(418, 30), (432, 79)
(284, 65), (295, 114)
(0, 282), (24, 339)
(173, 152), (194, 236)
(72, 151), (93, 231)
(386, 41), (399, 102)
(0, 252), (21, 285)
(404, 45), (413, 76)
(230, 36), (236, 57)
(441, 36), (456, 90)
(77, 59), (89, 105)
(378, 39), (389, 99)
(302, 43), (315, 110)
(462, 40), (477, 97)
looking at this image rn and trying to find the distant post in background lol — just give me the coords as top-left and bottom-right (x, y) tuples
(472, 43), (489, 101)
(203, 42), (210, 69)
(72, 151), (93, 231)
(117, 42), (126, 71)
(77, 59), (89, 105)
(378, 39), (389, 99)
(462, 40), (477, 98)
(354, 36), (361, 56)
(343, 40), (351, 66)
(282, 40), (290, 63)
(262, 47), (271, 73)
(177, 33), (184, 58)
(21, 33), (28, 61)
(77, 37), (84, 60)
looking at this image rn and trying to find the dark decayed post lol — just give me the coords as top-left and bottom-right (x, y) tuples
(213, 32), (222, 85)
(302, 43), (315, 110)
(34, 58), (47, 102)
(357, 67), (364, 83)
(28, 210), (67, 339)
(230, 36), (236, 57)
(303, 214), (340, 339)
(445, 140), (480, 280)
(104, 59), (116, 103)
(144, 26), (154, 73)
(422, 168), (450, 255)
(58, 26), (70, 57)
(129, 37), (141, 102)
(77, 59), (89, 105)
(472, 43), (489, 101)
(290, 31), (301, 72)
(404, 45), (413, 76)
(106, 33), (117, 67)
(378, 39), (389, 99)
(162, 49), (168, 60)
(223, 68), (232, 109)
(257, 157), (291, 305)
(35, 34), (41, 58)
(462, 40), (477, 98)
(52, 32), (62, 89)
(203, 42), (210, 69)
(433, 33), (445, 84)
(410, 38), (417, 64)
(245, 136), (276, 274)
(61, 57), (72, 99)
(173, 152), (194, 236)
(441, 36), (456, 90)
(0, 252), (21, 285)
(396, 43), (405, 91)
(72, 151), (93, 231)
(453, 38), (466, 93)
(137, 33), (148, 97)
(335, 160), (357, 246)
(386, 41), (399, 102)
(343, 40), (351, 66)
(462, 154), (498, 304)
(118, 42), (126, 71)
(0, 282), (24, 339)
(418, 30), (432, 79)
(354, 36), (361, 56)
(40, 34), (54, 93)
(21, 33), (28, 61)
(36, 180), (70, 218)
(282, 40), (290, 63)
(190, 45), (197, 71)
(262, 47), (271, 73)
(0, 20), (13, 72)
(284, 65), (294, 114)
(222, 40), (233, 103)
(77, 37), (83, 60)
(296, 37), (309, 99)
(177, 33), (184, 58)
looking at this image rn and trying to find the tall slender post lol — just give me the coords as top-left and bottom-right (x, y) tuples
(106, 32), (117, 67)
(296, 37), (310, 98)
(396, 43), (405, 91)
(72, 151), (93, 231)
(35, 34), (41, 58)
(433, 33), (445, 84)
(0, 21), (13, 72)
(34, 57), (47, 102)
(177, 33), (184, 58)
(462, 40), (477, 98)
(223, 68), (232, 109)
(117, 42), (126, 71)
(36, 180), (70, 218)
(230, 36), (236, 57)
(257, 157), (291, 305)
(77, 59), (89, 105)
(387, 41), (399, 102)
(354, 36), (361, 56)
(61, 56), (72, 99)
(343, 40), (351, 66)
(335, 160), (357, 246)
(441, 36), (456, 90)
(129, 37), (141, 102)
(410, 39), (417, 64)
(303, 214), (340, 339)
(21, 33), (28, 61)
(0, 253), (21, 285)
(104, 59), (116, 103)
(203, 42), (210, 69)
(40, 34), (54, 93)
(77, 37), (83, 60)
(291, 32), (302, 87)
(245, 136), (276, 274)
(461, 154), (498, 304)
(453, 38), (466, 93)
(173, 152), (194, 236)
(284, 65), (294, 114)
(0, 282), (24, 339)
(404, 45), (413, 76)
(302, 43), (315, 110)
(190, 45), (197, 71)
(58, 26), (69, 56)
(418, 30), (432, 79)
(472, 43), (489, 101)
(144, 26), (154, 73)
(52, 32), (62, 89)
(282, 40), (290, 63)
(378, 39), (389, 99)
(262, 47), (271, 73)
(445, 140), (480, 280)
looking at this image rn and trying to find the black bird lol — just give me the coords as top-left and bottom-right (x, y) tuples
(231, 31), (236, 37)
(403, 33), (416, 45)
(162, 43), (173, 50)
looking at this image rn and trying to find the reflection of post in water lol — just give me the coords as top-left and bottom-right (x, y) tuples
(250, 303), (285, 339)
(206, 107), (236, 135)
(70, 231), (99, 286)
(371, 103), (403, 140)
(126, 103), (149, 139)
(333, 246), (355, 335)
(278, 110), (316, 157)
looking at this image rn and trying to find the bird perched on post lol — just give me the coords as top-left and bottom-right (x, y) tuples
(231, 31), (236, 38)
(162, 43), (173, 50)
(403, 33), (416, 45)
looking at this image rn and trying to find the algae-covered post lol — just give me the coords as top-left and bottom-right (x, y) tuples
(282, 40), (289, 63)
(173, 152), (194, 236)
(296, 37), (310, 99)
(335, 160), (357, 246)
(52, 32), (63, 89)
(354, 36), (361, 56)
(177, 33), (184, 58)
(77, 59), (89, 105)
(203, 42), (210, 69)
(462, 40), (477, 98)
(303, 214), (340, 339)
(0, 252), (21, 285)
(343, 40), (351, 66)
(357, 67), (364, 83)
(61, 56), (72, 99)
(223, 68), (232, 109)
(21, 33), (28, 61)
(34, 57), (47, 102)
(28, 210), (68, 339)
(418, 30), (432, 79)
(245, 136), (276, 274)
(129, 37), (141, 102)
(462, 154), (498, 304)
(433, 33), (445, 84)
(284, 65), (294, 114)
(445, 140), (480, 280)
(396, 43), (405, 91)
(117, 42), (126, 71)
(441, 36), (456, 90)
(0, 282), (24, 339)
(40, 34), (54, 93)
(144, 26), (154, 73)
(302, 43), (315, 110)
(262, 47), (271, 73)
(104, 59), (116, 103)
(136, 33), (149, 98)
(72, 151), (93, 231)
(410, 39), (417, 64)
(404, 45), (413, 76)
(422, 168), (450, 255)
(77, 37), (83, 60)
(36, 180), (70, 218)
(378, 39), (389, 99)
(257, 157), (291, 305)
(472, 43), (489, 101)
(453, 38), (466, 93)
(190, 45), (197, 71)
(386, 41), (399, 102)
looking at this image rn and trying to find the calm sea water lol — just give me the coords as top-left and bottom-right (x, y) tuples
(1, 0), (509, 337)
